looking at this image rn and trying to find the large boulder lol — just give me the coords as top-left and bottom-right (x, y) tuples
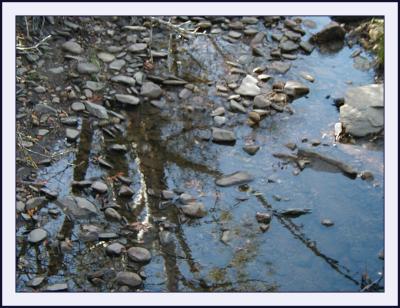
(339, 84), (383, 137)
(311, 22), (345, 43)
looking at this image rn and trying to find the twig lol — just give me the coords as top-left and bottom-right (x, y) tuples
(150, 17), (208, 39)
(24, 16), (30, 39)
(360, 275), (383, 292)
(16, 34), (52, 51)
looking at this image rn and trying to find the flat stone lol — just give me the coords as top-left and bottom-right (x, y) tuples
(243, 145), (260, 155)
(85, 101), (109, 119)
(230, 100), (246, 113)
(62, 40), (83, 54)
(284, 80), (310, 98)
(61, 116), (78, 126)
(71, 102), (85, 112)
(228, 30), (242, 39)
(248, 111), (261, 123)
(254, 94), (272, 109)
(235, 75), (261, 97)
(104, 207), (122, 221)
(214, 116), (227, 127)
(285, 30), (302, 41)
(179, 88), (192, 99)
(34, 86), (46, 93)
(34, 103), (58, 115)
(16, 201), (25, 213)
(85, 81), (104, 92)
(127, 247), (152, 263)
(98, 232), (119, 240)
(179, 193), (196, 205)
(107, 46), (124, 53)
(299, 40), (315, 53)
(37, 129), (49, 136)
(269, 61), (291, 74)
(211, 107), (225, 117)
(161, 190), (174, 200)
(26, 276), (45, 288)
(25, 197), (47, 210)
(321, 219), (334, 227)
(109, 144), (127, 152)
(141, 82), (162, 99)
(91, 181), (108, 193)
(299, 71), (315, 82)
(115, 94), (140, 105)
(77, 62), (99, 74)
(97, 52), (115, 62)
(216, 171), (254, 187)
(115, 272), (142, 288)
(40, 187), (58, 199)
(106, 242), (125, 256)
(128, 43), (147, 53)
(27, 228), (47, 243)
(181, 202), (207, 218)
(46, 283), (68, 291)
(340, 84), (383, 137)
(109, 59), (126, 71)
(48, 66), (64, 74)
(111, 75), (136, 86)
(279, 40), (299, 52)
(212, 128), (236, 143)
(59, 196), (98, 219)
(242, 17), (259, 24)
(66, 128), (80, 141)
(118, 185), (134, 197)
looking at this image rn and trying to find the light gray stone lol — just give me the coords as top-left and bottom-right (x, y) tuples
(77, 62), (99, 74)
(127, 247), (151, 262)
(284, 80), (310, 98)
(27, 228), (47, 243)
(235, 75), (261, 97)
(212, 128), (236, 143)
(128, 43), (147, 53)
(62, 40), (83, 54)
(97, 52), (115, 62)
(181, 203), (207, 218)
(216, 171), (254, 187)
(104, 207), (121, 221)
(91, 181), (108, 193)
(115, 94), (140, 105)
(85, 81), (104, 91)
(109, 59), (126, 71)
(65, 128), (80, 141)
(141, 82), (162, 99)
(111, 75), (136, 86)
(85, 101), (109, 119)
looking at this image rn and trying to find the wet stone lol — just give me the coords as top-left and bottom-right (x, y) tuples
(321, 219), (334, 227)
(37, 129), (49, 137)
(115, 94), (140, 106)
(128, 43), (147, 53)
(85, 81), (104, 92)
(161, 190), (175, 200)
(269, 61), (291, 74)
(98, 232), (119, 240)
(212, 128), (236, 143)
(360, 171), (374, 181)
(211, 107), (225, 117)
(284, 80), (309, 98)
(141, 82), (162, 99)
(230, 100), (246, 113)
(256, 212), (272, 224)
(71, 102), (85, 112)
(66, 128), (80, 141)
(71, 180), (92, 187)
(91, 181), (108, 193)
(228, 30), (242, 39)
(115, 271), (142, 288)
(27, 228), (47, 243)
(26, 197), (47, 210)
(179, 193), (196, 205)
(235, 75), (261, 97)
(299, 40), (315, 53)
(243, 145), (260, 155)
(40, 187), (58, 200)
(259, 223), (270, 232)
(299, 71), (315, 82)
(109, 144), (127, 152)
(26, 276), (45, 288)
(214, 116), (227, 127)
(216, 171), (254, 187)
(77, 62), (99, 74)
(279, 40), (299, 52)
(109, 59), (126, 71)
(48, 67), (64, 74)
(97, 52), (115, 62)
(46, 283), (68, 292)
(104, 208), (122, 221)
(106, 242), (125, 256)
(34, 86), (46, 94)
(62, 40), (83, 54)
(16, 201), (25, 213)
(118, 185), (134, 197)
(181, 203), (207, 218)
(254, 94), (272, 109)
(111, 75), (136, 86)
(248, 111), (261, 123)
(127, 247), (152, 263)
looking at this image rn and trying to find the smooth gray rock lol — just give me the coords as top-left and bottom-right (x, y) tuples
(284, 80), (310, 98)
(27, 228), (47, 243)
(214, 116), (227, 126)
(104, 207), (121, 221)
(279, 40), (299, 52)
(243, 145), (260, 155)
(128, 43), (147, 53)
(181, 203), (207, 218)
(230, 100), (246, 113)
(91, 181), (108, 193)
(141, 82), (162, 99)
(33, 103), (57, 115)
(235, 75), (261, 97)
(115, 94), (140, 105)
(34, 86), (46, 94)
(25, 197), (47, 210)
(85, 81), (104, 91)
(85, 101), (109, 119)
(46, 283), (68, 291)
(26, 276), (45, 288)
(77, 62), (99, 74)
(254, 94), (272, 109)
(216, 171), (254, 187)
(269, 61), (291, 74)
(109, 59), (126, 71)
(71, 102), (85, 112)
(16, 201), (25, 213)
(299, 40), (315, 53)
(179, 193), (196, 205)
(65, 128), (80, 141)
(211, 107), (225, 117)
(97, 52), (115, 62)
(58, 196), (98, 219)
(161, 190), (174, 200)
(115, 272), (142, 288)
(127, 247), (151, 263)
(48, 67), (64, 74)
(340, 84), (383, 137)
(111, 75), (136, 86)
(62, 40), (83, 54)
(321, 219), (334, 227)
(109, 144), (127, 152)
(118, 185), (134, 197)
(106, 242), (125, 256)
(212, 128), (236, 143)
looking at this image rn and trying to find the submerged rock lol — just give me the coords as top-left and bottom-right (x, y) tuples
(127, 247), (152, 263)
(339, 84), (383, 137)
(115, 271), (142, 288)
(181, 203), (207, 218)
(243, 145), (260, 155)
(58, 196), (98, 219)
(85, 101), (109, 119)
(104, 208), (121, 221)
(321, 219), (334, 227)
(27, 228), (47, 243)
(212, 128), (236, 143)
(216, 171), (254, 187)
(269, 61), (291, 74)
(106, 242), (125, 256)
(284, 80), (310, 98)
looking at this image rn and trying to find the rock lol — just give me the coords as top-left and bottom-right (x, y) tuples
(84, 101), (109, 119)
(96, 51), (115, 64)
(48, 66), (64, 74)
(109, 144), (127, 152)
(235, 75), (261, 97)
(212, 128), (236, 143)
(221, 230), (233, 244)
(34, 103), (57, 116)
(216, 171), (254, 187)
(40, 188), (58, 200)
(243, 145), (260, 155)
(228, 30), (242, 39)
(16, 201), (25, 213)
(179, 193), (196, 204)
(77, 62), (99, 74)
(27, 228), (47, 245)
(230, 100), (246, 113)
(26, 276), (45, 288)
(181, 203), (207, 218)
(141, 82), (162, 99)
(214, 116), (226, 126)
(242, 17), (258, 24)
(106, 242), (125, 256)
(85, 81), (104, 92)
(34, 86), (46, 94)
(25, 197), (47, 210)
(115, 94), (140, 106)
(127, 247), (151, 263)
(269, 61), (291, 74)
(378, 250), (384, 260)
(259, 223), (270, 232)
(285, 30), (302, 41)
(256, 212), (272, 224)
(280, 208), (312, 217)
(128, 43), (147, 53)
(285, 142), (297, 151)
(111, 75), (136, 86)
(248, 111), (261, 123)
(279, 40), (299, 52)
(46, 283), (68, 291)
(118, 185), (134, 197)
(310, 139), (321, 146)
(179, 88), (192, 99)
(340, 84), (383, 137)
(299, 40), (315, 53)
(150, 100), (165, 109)
(284, 80), (310, 98)
(65, 128), (80, 141)
(109, 59), (126, 71)
(98, 232), (119, 240)
(59, 196), (98, 219)
(360, 171), (374, 181)
(91, 181), (108, 193)
(311, 22), (345, 43)
(98, 157), (114, 169)
(71, 102), (85, 112)
(299, 72), (315, 82)
(62, 40), (83, 54)
(321, 219), (334, 227)
(254, 94), (272, 109)
(104, 208), (121, 221)
(115, 272), (142, 288)
(161, 190), (174, 200)
(211, 107), (225, 117)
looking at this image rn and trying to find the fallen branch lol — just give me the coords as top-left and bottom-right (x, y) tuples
(16, 34), (52, 51)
